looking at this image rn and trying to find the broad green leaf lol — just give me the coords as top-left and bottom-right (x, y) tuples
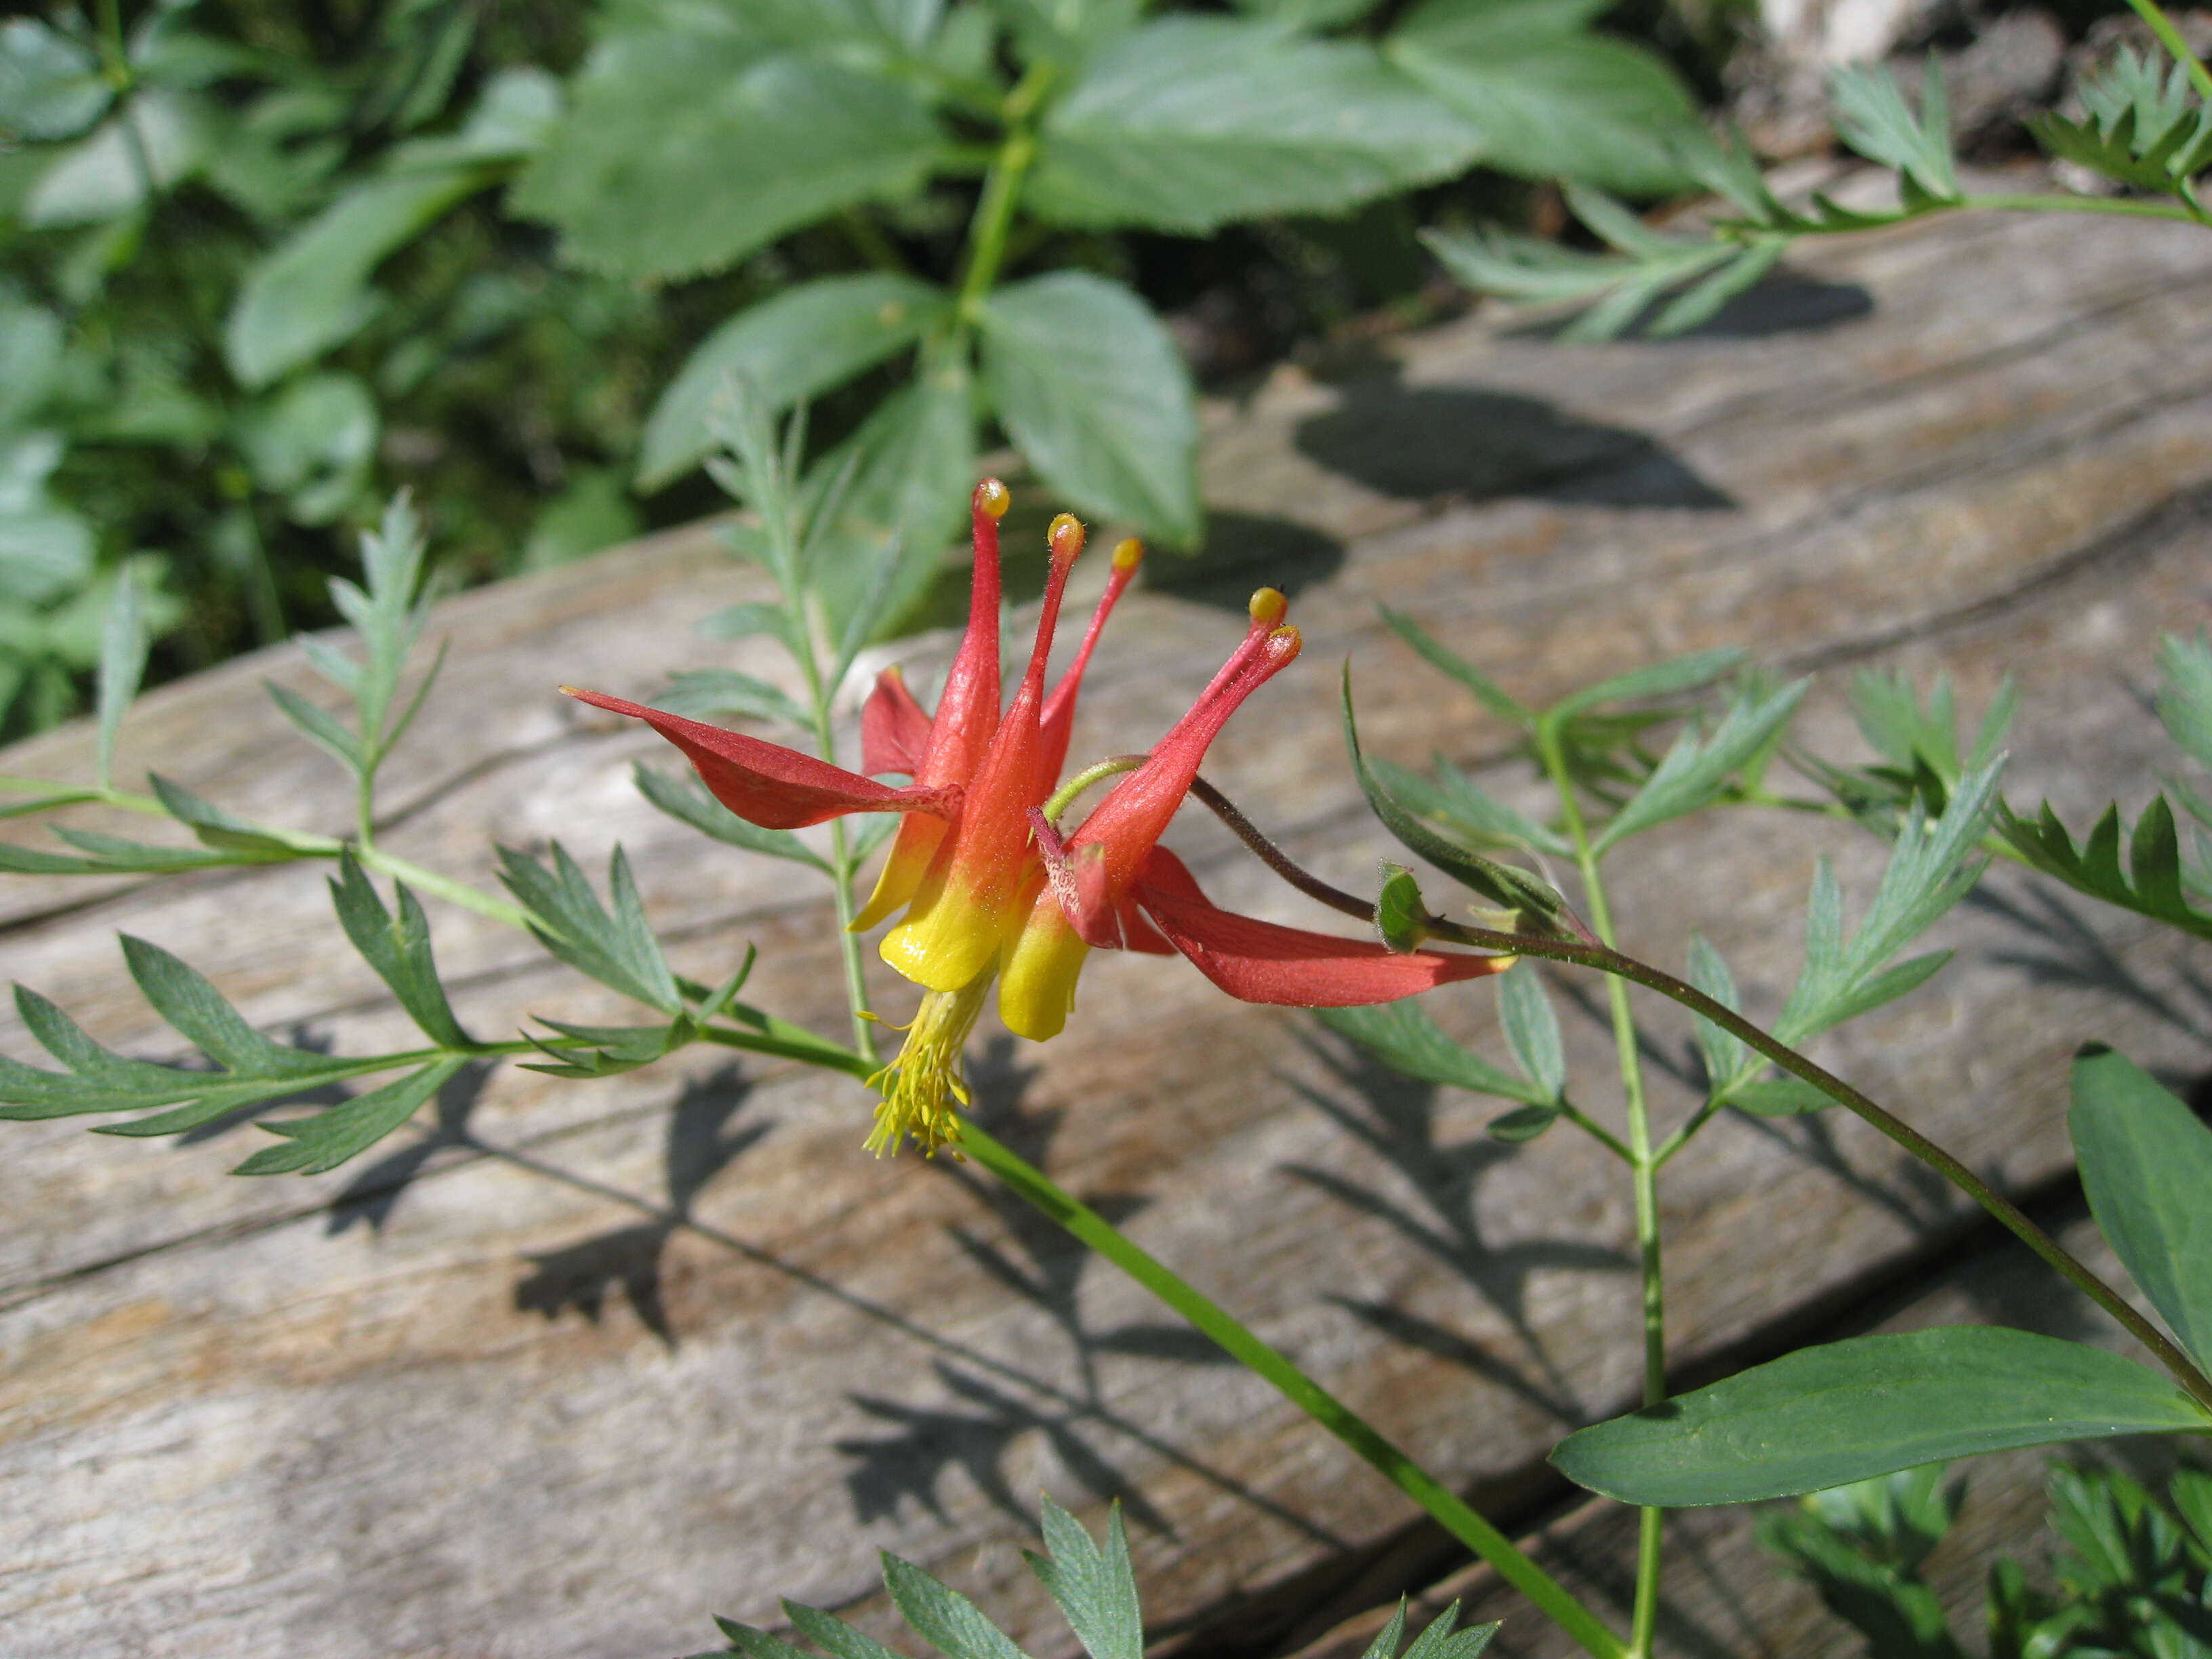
(1233, 0), (1383, 25)
(978, 271), (1200, 548)
(233, 1057), (467, 1176)
(25, 89), (208, 225)
(512, 35), (942, 281)
(1829, 59), (1961, 201)
(1029, 18), (1478, 232)
(802, 346), (976, 638)
(94, 570), (148, 791)
(1345, 668), (1568, 927)
(634, 763), (830, 869)
(1314, 999), (1547, 1103)
(638, 274), (947, 489)
(1378, 605), (1530, 726)
(497, 842), (684, 1015)
(1497, 960), (1563, 1101)
(227, 169), (494, 387)
(1388, 0), (1697, 194)
(652, 668), (809, 728)
(1553, 1327), (2209, 1507)
(2071, 1048), (2212, 1374)
(1025, 1498), (1141, 1659)
(1549, 647), (1746, 721)
(0, 18), (110, 140)
(1591, 678), (1808, 855)
(881, 1552), (1029, 1659)
(237, 372), (379, 526)
(329, 855), (474, 1050)
(0, 302), (64, 428)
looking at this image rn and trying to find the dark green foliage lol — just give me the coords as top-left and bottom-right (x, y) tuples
(1764, 1460), (2212, 1658)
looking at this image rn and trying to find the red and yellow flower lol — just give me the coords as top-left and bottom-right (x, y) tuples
(565, 480), (1512, 1156)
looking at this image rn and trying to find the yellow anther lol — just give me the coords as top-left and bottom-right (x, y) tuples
(975, 478), (1010, 520)
(1111, 537), (1145, 573)
(1248, 588), (1288, 627)
(1048, 512), (1085, 565)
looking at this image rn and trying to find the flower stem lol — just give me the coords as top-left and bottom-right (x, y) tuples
(953, 63), (1057, 331)
(1537, 720), (1666, 1659)
(958, 1122), (1629, 1659)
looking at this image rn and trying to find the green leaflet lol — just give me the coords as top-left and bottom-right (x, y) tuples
(637, 274), (948, 491)
(495, 841), (684, 1016)
(2070, 1048), (2212, 1374)
(1387, 0), (1698, 194)
(329, 853), (474, 1050)
(977, 271), (1201, 548)
(1028, 16), (1478, 232)
(512, 35), (942, 281)
(233, 1057), (467, 1176)
(1553, 1327), (2209, 1507)
(2000, 795), (2212, 942)
(1025, 1498), (1142, 1659)
(1314, 998), (1550, 1105)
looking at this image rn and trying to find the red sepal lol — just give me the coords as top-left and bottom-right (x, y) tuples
(862, 668), (934, 778)
(1135, 859), (1513, 1005)
(564, 687), (956, 830)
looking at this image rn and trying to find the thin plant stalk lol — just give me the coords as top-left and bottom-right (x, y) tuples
(1538, 719), (1667, 1659)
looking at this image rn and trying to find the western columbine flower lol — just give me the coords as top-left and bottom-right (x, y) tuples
(564, 480), (1513, 1157)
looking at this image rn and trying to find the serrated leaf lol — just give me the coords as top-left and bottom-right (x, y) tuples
(880, 1551), (1029, 1659)
(1345, 668), (1568, 927)
(1029, 17), (1478, 232)
(638, 274), (947, 489)
(783, 1602), (907, 1659)
(1553, 1327), (2209, 1507)
(1314, 1000), (1549, 1103)
(1999, 795), (2212, 942)
(511, 35), (942, 281)
(123, 935), (336, 1077)
(1828, 59), (1961, 201)
(1727, 1076), (1833, 1115)
(233, 1057), (466, 1175)
(520, 1015), (694, 1078)
(633, 764), (829, 869)
(977, 271), (1200, 548)
(1591, 678), (1808, 854)
(329, 855), (474, 1049)
(1025, 1498), (1141, 1659)
(497, 842), (684, 1015)
(1388, 0), (1697, 194)
(1497, 961), (1563, 1101)
(2071, 1048), (2212, 1374)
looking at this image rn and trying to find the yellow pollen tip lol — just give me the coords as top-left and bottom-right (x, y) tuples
(1111, 537), (1145, 573)
(1048, 512), (1085, 565)
(1271, 623), (1303, 660)
(1248, 588), (1288, 627)
(975, 478), (1010, 520)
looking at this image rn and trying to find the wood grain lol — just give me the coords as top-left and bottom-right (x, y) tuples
(3, 196), (2210, 1658)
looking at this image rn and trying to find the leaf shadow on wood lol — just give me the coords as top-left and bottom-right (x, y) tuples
(1286, 1030), (1632, 1428)
(1971, 880), (2212, 1049)
(508, 1066), (769, 1347)
(325, 1060), (501, 1234)
(830, 1035), (1293, 1542)
(1142, 511), (1347, 615)
(1294, 359), (1733, 512)
(1511, 271), (1875, 346)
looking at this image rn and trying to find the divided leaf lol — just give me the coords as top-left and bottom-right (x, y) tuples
(1591, 677), (1807, 853)
(1025, 1498), (1141, 1659)
(1828, 59), (1961, 202)
(232, 1057), (468, 1176)
(1314, 999), (1550, 1105)
(329, 854), (474, 1049)
(2000, 794), (2212, 942)
(496, 842), (684, 1015)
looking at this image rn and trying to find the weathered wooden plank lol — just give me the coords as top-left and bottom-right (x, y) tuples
(3, 199), (2209, 1659)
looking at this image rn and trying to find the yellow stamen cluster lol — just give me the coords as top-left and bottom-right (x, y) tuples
(863, 974), (995, 1157)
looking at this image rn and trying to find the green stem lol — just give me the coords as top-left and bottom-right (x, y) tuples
(959, 1122), (1629, 1659)
(2118, 0), (2212, 108)
(953, 64), (1056, 330)
(1189, 777), (2212, 1414)
(1559, 1097), (1635, 1164)
(1961, 192), (2207, 224)
(1042, 754), (1146, 823)
(1538, 720), (1666, 1659)
(356, 846), (541, 934)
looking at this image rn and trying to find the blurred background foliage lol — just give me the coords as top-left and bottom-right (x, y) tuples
(0, 0), (1738, 742)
